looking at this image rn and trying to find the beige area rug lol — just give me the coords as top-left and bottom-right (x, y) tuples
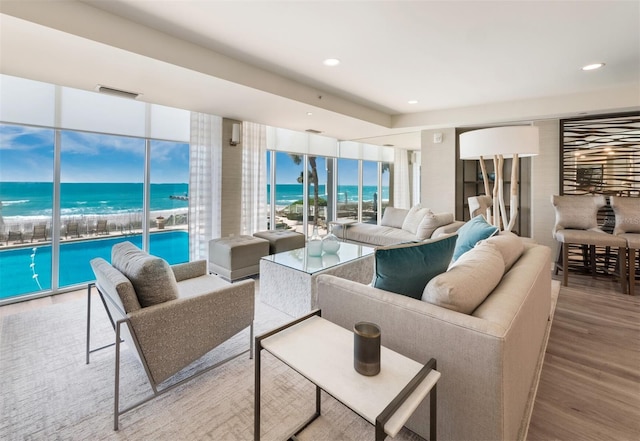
(0, 288), (423, 441)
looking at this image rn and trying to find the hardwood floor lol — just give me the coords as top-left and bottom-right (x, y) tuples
(2, 273), (639, 440)
(527, 274), (640, 441)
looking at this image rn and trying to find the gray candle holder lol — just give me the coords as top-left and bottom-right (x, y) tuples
(353, 321), (381, 376)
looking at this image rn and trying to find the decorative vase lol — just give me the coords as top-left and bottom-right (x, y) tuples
(322, 224), (341, 254)
(307, 225), (323, 257)
(353, 321), (381, 376)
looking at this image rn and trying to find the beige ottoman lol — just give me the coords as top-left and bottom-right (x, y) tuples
(209, 235), (270, 281)
(253, 230), (306, 254)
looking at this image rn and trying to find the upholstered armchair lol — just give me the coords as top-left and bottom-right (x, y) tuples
(551, 195), (627, 292)
(87, 241), (255, 429)
(611, 196), (640, 296)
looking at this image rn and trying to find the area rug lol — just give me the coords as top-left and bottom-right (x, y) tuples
(0, 289), (422, 440)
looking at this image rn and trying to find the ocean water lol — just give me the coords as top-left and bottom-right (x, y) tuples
(0, 182), (188, 218)
(267, 184), (389, 206)
(0, 182), (390, 219)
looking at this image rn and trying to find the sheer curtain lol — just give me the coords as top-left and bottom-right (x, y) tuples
(189, 113), (222, 261)
(240, 122), (268, 235)
(393, 148), (411, 209)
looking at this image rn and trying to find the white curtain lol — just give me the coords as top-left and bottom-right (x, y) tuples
(189, 113), (222, 261)
(241, 122), (268, 235)
(412, 151), (422, 206)
(393, 148), (411, 209)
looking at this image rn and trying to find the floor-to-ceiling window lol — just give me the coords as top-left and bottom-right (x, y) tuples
(0, 74), (190, 304)
(306, 156), (328, 236)
(362, 160), (379, 224)
(0, 124), (54, 297)
(274, 151), (304, 232)
(336, 158), (359, 221)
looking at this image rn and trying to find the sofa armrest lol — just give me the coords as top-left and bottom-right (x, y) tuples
(171, 259), (207, 282)
(128, 278), (255, 384)
(316, 274), (507, 440)
(432, 220), (465, 238)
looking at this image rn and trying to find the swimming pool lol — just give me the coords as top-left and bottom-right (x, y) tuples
(0, 231), (189, 300)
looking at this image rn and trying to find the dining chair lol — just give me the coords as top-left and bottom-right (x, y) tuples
(551, 195), (627, 293)
(611, 196), (639, 296)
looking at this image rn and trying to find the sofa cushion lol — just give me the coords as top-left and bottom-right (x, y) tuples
(381, 207), (409, 229)
(111, 241), (179, 307)
(401, 205), (431, 235)
(452, 215), (499, 261)
(372, 234), (457, 299)
(344, 223), (417, 246)
(482, 231), (525, 272)
(416, 211), (455, 240)
(423, 241), (505, 314)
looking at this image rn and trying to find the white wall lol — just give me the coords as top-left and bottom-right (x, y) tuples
(420, 128), (457, 214)
(531, 120), (560, 252)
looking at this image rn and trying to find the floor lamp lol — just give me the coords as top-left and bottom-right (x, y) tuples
(459, 126), (539, 232)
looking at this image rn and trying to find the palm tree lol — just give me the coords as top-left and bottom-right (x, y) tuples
(290, 155), (320, 226)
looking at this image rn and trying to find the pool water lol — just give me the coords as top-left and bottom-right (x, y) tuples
(0, 231), (188, 300)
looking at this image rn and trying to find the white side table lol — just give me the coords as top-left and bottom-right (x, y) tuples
(255, 310), (440, 440)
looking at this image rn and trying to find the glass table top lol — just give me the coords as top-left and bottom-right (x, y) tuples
(261, 241), (375, 275)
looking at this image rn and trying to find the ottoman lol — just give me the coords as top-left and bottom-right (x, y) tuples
(209, 235), (270, 281)
(253, 230), (306, 254)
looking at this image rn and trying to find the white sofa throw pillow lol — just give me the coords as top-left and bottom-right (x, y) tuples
(422, 241), (505, 314)
(402, 205), (431, 235)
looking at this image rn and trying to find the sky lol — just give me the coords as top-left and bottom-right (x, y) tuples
(0, 124), (189, 183)
(1, 123), (386, 187)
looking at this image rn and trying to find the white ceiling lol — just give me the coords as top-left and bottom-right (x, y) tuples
(1, 0), (639, 148)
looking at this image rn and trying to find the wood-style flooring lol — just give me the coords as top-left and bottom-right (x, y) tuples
(1, 273), (639, 440)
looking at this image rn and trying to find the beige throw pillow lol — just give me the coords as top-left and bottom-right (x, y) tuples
(422, 241), (505, 314)
(481, 231), (525, 272)
(381, 207), (409, 229)
(402, 205), (431, 235)
(416, 212), (455, 240)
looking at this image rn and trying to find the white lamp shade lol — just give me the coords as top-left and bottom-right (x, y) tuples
(459, 126), (539, 159)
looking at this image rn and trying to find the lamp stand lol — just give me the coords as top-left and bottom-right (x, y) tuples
(478, 156), (492, 224)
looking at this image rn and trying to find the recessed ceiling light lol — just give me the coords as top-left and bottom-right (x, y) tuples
(582, 63), (605, 71)
(323, 58), (340, 67)
(306, 112), (313, 116)
(408, 100), (418, 104)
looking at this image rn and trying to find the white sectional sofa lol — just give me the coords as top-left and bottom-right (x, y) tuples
(332, 205), (465, 247)
(316, 234), (556, 441)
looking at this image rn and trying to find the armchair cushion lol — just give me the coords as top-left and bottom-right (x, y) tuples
(111, 241), (179, 308)
(372, 234), (457, 299)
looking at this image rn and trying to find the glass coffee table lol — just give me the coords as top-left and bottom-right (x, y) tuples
(259, 242), (375, 317)
(255, 310), (440, 440)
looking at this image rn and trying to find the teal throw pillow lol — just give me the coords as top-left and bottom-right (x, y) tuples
(372, 234), (458, 299)
(452, 215), (499, 261)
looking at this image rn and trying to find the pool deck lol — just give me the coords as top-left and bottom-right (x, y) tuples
(0, 225), (187, 250)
